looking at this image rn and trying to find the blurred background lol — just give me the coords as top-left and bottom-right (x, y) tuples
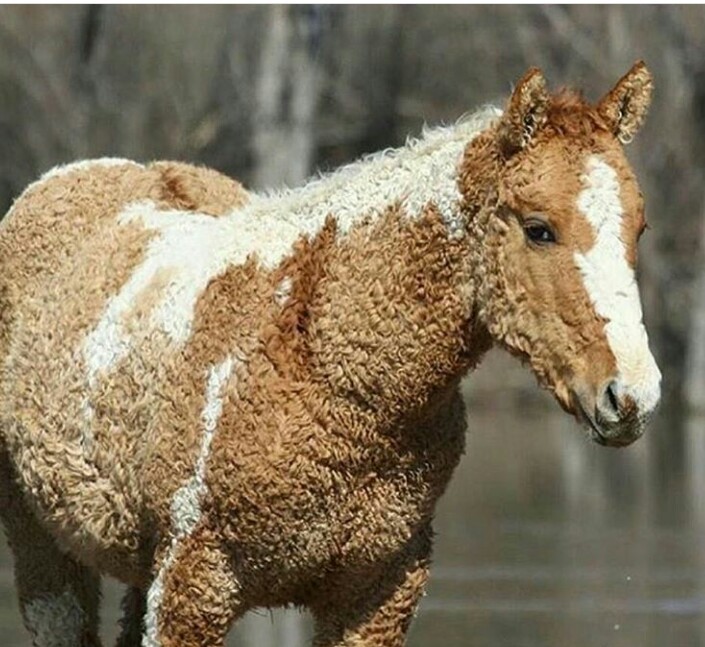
(0, 5), (703, 646)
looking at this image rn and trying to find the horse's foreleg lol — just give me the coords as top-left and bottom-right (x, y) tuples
(142, 527), (243, 647)
(311, 528), (432, 647)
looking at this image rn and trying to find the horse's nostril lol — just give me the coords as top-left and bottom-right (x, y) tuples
(603, 380), (621, 416)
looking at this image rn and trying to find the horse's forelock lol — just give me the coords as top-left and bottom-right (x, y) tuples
(543, 89), (610, 139)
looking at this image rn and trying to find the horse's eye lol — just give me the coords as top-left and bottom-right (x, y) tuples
(524, 221), (557, 245)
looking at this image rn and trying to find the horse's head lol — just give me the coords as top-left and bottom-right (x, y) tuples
(467, 62), (660, 447)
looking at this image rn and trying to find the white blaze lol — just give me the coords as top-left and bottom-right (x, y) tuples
(574, 155), (661, 414)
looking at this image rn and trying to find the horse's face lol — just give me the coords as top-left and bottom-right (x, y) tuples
(475, 63), (660, 446)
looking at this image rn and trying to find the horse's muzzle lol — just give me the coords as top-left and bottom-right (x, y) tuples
(570, 377), (660, 448)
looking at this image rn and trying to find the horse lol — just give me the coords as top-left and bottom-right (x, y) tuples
(0, 62), (660, 647)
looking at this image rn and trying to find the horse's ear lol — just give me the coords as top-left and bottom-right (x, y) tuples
(498, 67), (550, 157)
(597, 61), (653, 145)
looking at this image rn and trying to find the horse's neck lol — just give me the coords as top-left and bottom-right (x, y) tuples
(296, 155), (496, 424)
(249, 110), (499, 421)
(302, 202), (492, 430)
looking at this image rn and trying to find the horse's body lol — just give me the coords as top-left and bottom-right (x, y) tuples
(0, 65), (661, 647)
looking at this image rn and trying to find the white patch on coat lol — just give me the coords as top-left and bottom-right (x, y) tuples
(574, 156), (661, 414)
(274, 276), (292, 306)
(23, 590), (85, 647)
(143, 357), (235, 647)
(82, 207), (237, 384)
(83, 108), (501, 382)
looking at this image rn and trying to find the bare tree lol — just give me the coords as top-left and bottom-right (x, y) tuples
(251, 6), (322, 189)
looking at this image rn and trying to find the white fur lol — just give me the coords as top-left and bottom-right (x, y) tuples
(82, 206), (237, 384)
(83, 108), (501, 382)
(143, 357), (235, 647)
(23, 590), (85, 647)
(574, 156), (661, 415)
(274, 276), (292, 306)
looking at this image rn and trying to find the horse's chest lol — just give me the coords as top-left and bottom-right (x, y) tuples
(214, 406), (466, 597)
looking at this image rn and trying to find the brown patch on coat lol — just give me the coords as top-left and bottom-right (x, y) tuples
(264, 216), (338, 381)
(152, 161), (248, 215)
(306, 205), (483, 418)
